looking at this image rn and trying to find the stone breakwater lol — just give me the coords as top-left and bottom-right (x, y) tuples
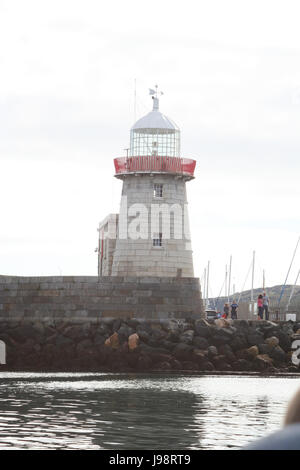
(0, 318), (300, 373)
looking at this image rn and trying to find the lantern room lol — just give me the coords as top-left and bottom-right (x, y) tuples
(130, 88), (180, 158)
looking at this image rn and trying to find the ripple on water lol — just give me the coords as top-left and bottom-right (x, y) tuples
(0, 373), (299, 449)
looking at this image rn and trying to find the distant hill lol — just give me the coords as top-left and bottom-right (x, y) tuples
(208, 284), (300, 310)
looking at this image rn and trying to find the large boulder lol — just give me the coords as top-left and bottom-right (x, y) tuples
(247, 345), (259, 358)
(173, 342), (194, 360)
(179, 329), (194, 345)
(269, 345), (286, 364)
(265, 336), (279, 349)
(105, 332), (120, 349)
(247, 331), (265, 346)
(117, 324), (134, 340)
(214, 318), (231, 328)
(218, 344), (236, 364)
(231, 334), (248, 351)
(194, 320), (211, 338)
(254, 354), (273, 371)
(212, 355), (230, 370)
(211, 327), (234, 345)
(193, 336), (209, 350)
(128, 333), (139, 351)
(276, 331), (292, 352)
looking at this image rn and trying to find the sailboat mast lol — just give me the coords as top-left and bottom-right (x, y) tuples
(286, 269), (300, 313)
(228, 255), (232, 303)
(206, 261), (210, 307)
(251, 250), (255, 302)
(278, 236), (300, 307)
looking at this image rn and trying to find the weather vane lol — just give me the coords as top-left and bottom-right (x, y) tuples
(149, 84), (164, 98)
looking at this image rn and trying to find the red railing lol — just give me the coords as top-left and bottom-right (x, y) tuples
(114, 156), (196, 177)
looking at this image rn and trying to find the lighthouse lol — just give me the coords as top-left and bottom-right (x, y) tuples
(98, 87), (196, 279)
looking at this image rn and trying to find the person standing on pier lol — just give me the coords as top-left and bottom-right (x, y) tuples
(223, 303), (230, 319)
(257, 294), (264, 320)
(230, 300), (238, 319)
(262, 292), (270, 320)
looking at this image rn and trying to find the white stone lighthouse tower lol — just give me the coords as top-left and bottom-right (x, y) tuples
(99, 87), (196, 278)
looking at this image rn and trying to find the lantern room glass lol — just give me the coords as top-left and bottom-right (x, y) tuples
(130, 128), (180, 157)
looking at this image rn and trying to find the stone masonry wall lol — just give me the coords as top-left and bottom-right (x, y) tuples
(0, 275), (203, 321)
(111, 174), (194, 277)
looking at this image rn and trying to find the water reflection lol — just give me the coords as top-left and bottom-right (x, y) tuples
(0, 373), (299, 450)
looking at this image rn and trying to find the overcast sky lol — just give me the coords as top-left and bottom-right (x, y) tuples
(0, 0), (299, 298)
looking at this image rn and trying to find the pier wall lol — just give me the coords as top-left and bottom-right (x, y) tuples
(0, 275), (203, 321)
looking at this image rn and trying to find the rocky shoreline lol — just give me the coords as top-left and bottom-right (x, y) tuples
(0, 318), (300, 373)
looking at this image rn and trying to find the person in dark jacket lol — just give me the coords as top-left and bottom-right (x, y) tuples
(230, 300), (238, 319)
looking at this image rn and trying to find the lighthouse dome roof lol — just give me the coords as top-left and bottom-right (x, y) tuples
(131, 97), (179, 132)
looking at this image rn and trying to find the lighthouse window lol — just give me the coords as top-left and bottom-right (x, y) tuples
(153, 233), (162, 247)
(153, 184), (163, 198)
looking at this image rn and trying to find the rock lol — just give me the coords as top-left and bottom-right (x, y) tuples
(160, 340), (176, 351)
(282, 322), (294, 336)
(169, 358), (182, 370)
(173, 343), (194, 360)
(207, 345), (218, 359)
(9, 324), (42, 343)
(247, 332), (265, 346)
(231, 335), (248, 351)
(276, 331), (292, 352)
(269, 345), (286, 364)
(211, 328), (234, 345)
(64, 325), (89, 340)
(149, 353), (173, 365)
(105, 332), (120, 349)
(258, 344), (271, 355)
(94, 333), (105, 346)
(112, 319), (122, 332)
(125, 319), (140, 329)
(165, 320), (181, 333)
(150, 324), (166, 340)
(156, 361), (172, 371)
(232, 359), (252, 371)
(214, 318), (229, 328)
(193, 336), (209, 349)
(138, 343), (170, 356)
(247, 345), (259, 358)
(136, 326), (151, 343)
(179, 329), (194, 344)
(192, 349), (207, 364)
(128, 333), (139, 351)
(265, 336), (279, 349)
(218, 344), (236, 364)
(194, 321), (211, 338)
(254, 354), (273, 371)
(118, 324), (134, 339)
(181, 361), (199, 371)
(212, 355), (229, 370)
(137, 355), (153, 371)
(55, 334), (74, 347)
(198, 360), (215, 371)
(166, 329), (180, 342)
